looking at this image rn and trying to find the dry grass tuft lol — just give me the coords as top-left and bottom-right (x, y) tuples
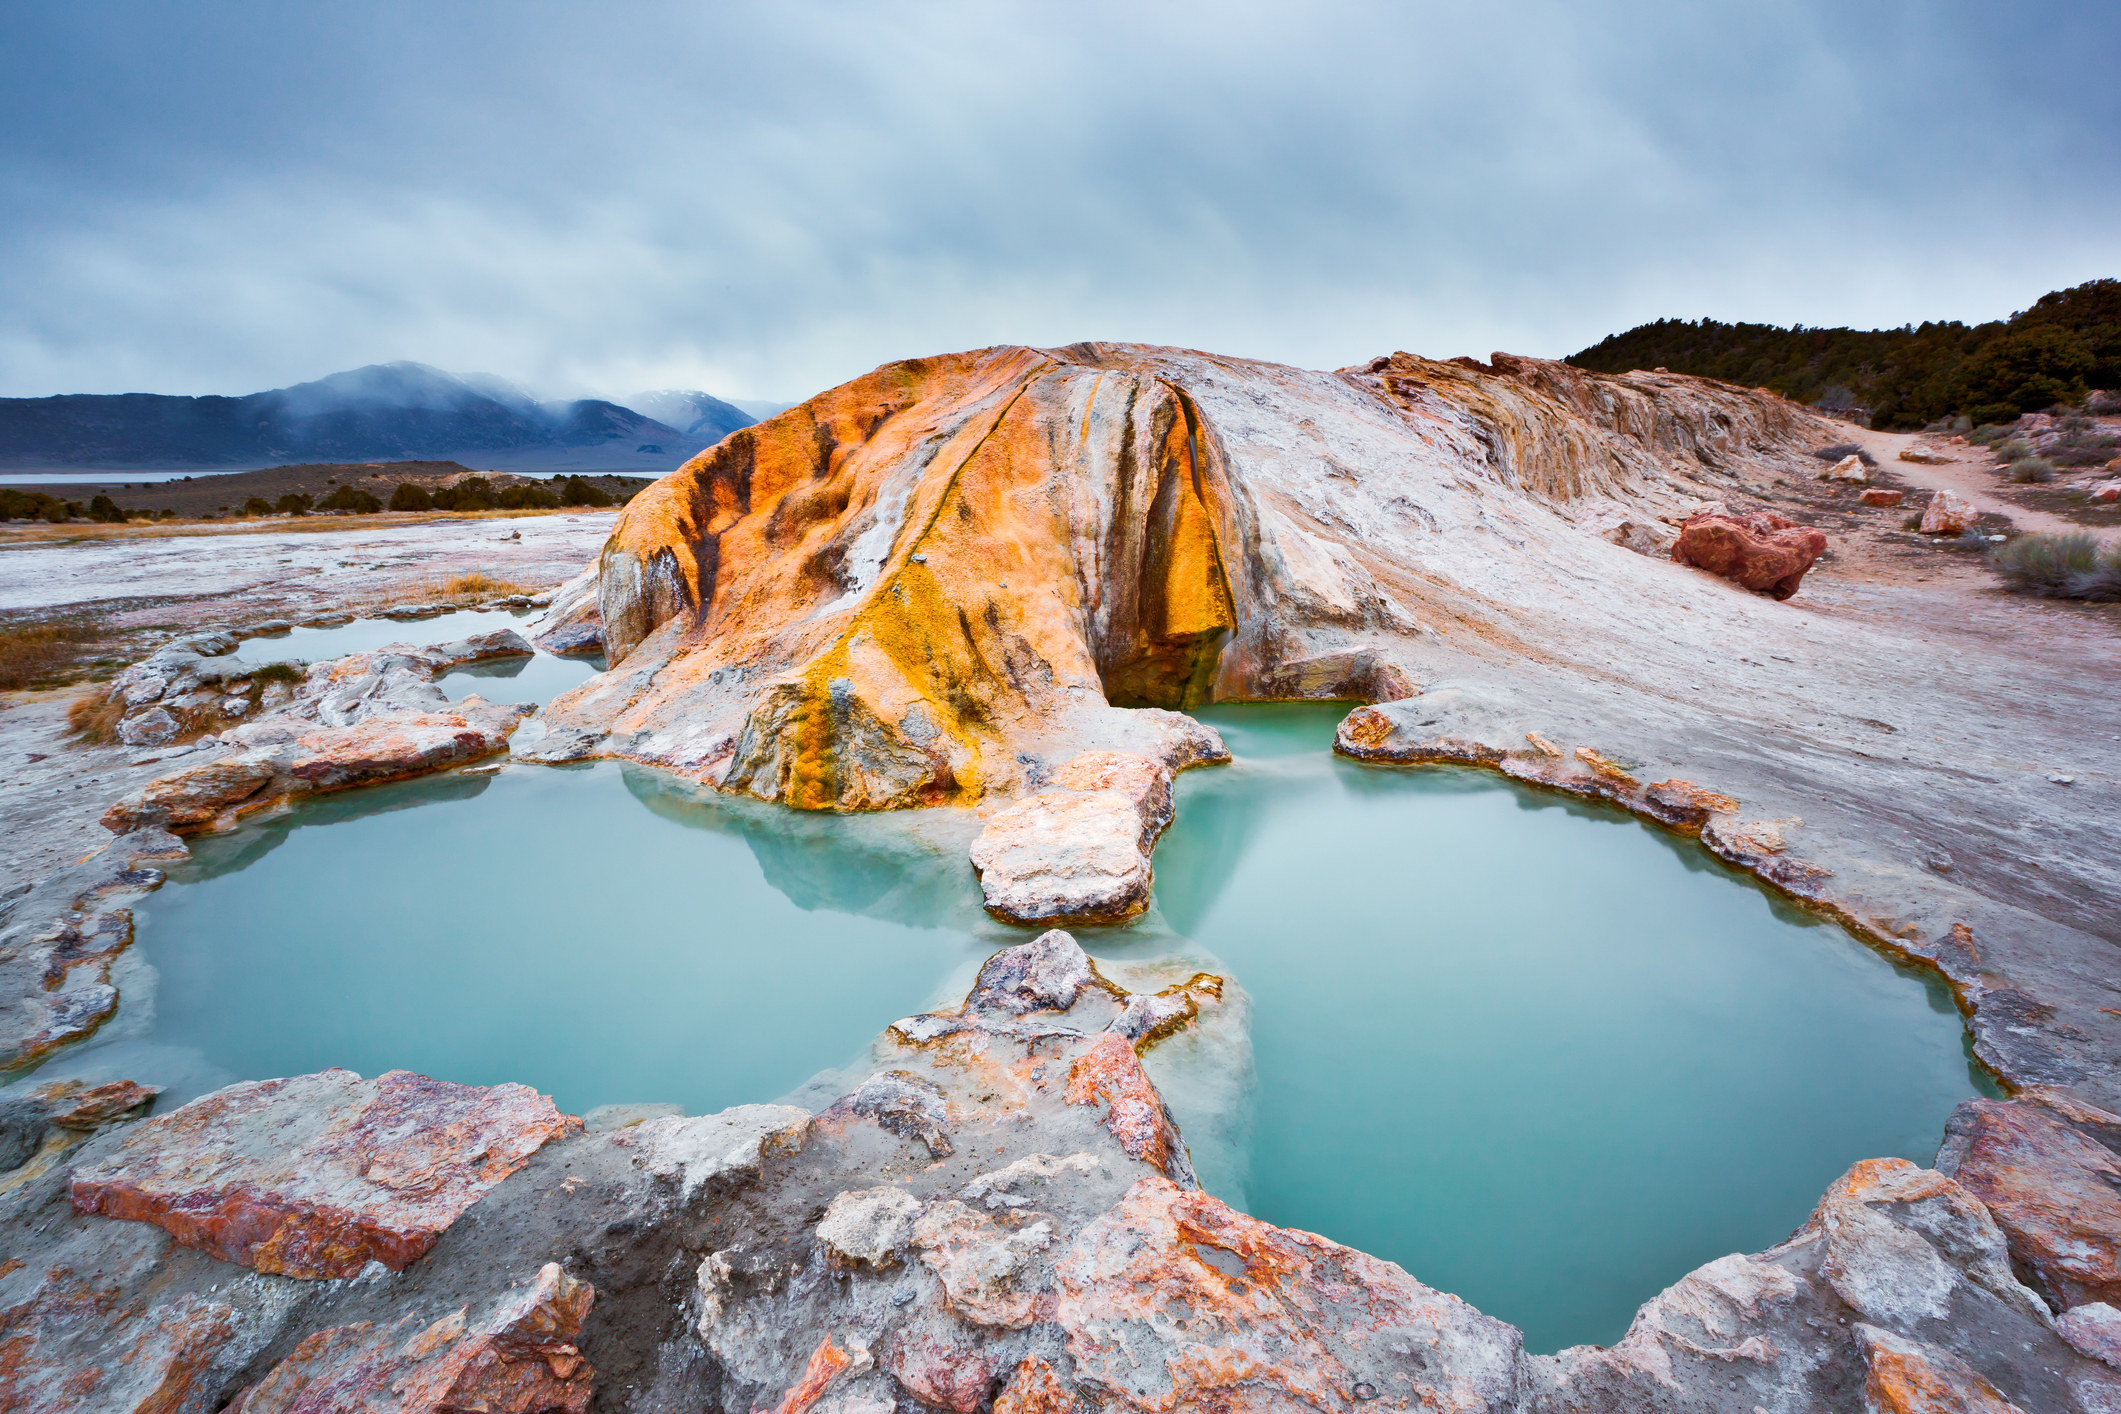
(66, 689), (126, 743)
(356, 571), (534, 612)
(0, 620), (95, 691)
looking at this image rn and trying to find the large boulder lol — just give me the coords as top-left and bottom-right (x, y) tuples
(101, 699), (527, 835)
(70, 1068), (578, 1277)
(1056, 1175), (1525, 1413)
(1937, 1094), (2121, 1311)
(968, 750), (1192, 924)
(1669, 509), (1829, 600)
(1921, 488), (1977, 534)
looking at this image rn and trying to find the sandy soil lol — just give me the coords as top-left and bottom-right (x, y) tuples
(1846, 424), (2116, 540)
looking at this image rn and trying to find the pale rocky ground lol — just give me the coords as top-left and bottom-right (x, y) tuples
(2, 350), (2119, 1412)
(0, 512), (611, 881)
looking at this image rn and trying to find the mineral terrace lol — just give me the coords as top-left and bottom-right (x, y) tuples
(2, 343), (2117, 1412)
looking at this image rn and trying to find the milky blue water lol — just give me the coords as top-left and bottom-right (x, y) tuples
(243, 608), (602, 705)
(85, 704), (1981, 1352)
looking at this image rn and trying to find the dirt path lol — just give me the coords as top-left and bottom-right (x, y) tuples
(1847, 425), (2092, 538)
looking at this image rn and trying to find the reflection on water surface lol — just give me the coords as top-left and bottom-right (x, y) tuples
(93, 703), (1980, 1353)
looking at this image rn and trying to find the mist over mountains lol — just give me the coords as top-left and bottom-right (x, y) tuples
(0, 362), (761, 472)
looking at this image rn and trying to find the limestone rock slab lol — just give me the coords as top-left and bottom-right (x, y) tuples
(1056, 1174), (1525, 1413)
(226, 1262), (594, 1414)
(70, 1068), (578, 1277)
(1937, 1096), (2121, 1310)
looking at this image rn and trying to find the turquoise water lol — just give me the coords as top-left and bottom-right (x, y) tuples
(245, 609), (602, 705)
(128, 763), (995, 1117)
(1151, 705), (1986, 1353)
(98, 705), (1982, 1352)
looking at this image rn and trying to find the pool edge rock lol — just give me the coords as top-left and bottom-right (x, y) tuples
(9, 932), (2119, 1412)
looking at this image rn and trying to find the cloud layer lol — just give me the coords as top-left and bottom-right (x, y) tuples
(4, 1), (2117, 401)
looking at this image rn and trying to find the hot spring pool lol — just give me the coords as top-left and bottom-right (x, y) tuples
(70, 704), (1981, 1351)
(245, 608), (603, 705)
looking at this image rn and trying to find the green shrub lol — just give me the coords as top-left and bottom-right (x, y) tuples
(241, 496), (273, 516)
(320, 485), (382, 513)
(0, 488), (70, 521)
(2008, 457), (2057, 483)
(388, 482), (434, 512)
(497, 482), (559, 510)
(1968, 423), (2012, 445)
(559, 475), (613, 507)
(1990, 531), (2121, 599)
(253, 661), (305, 684)
(274, 493), (312, 516)
(431, 477), (495, 512)
(1992, 437), (2032, 461)
(87, 494), (124, 523)
(1811, 443), (1877, 467)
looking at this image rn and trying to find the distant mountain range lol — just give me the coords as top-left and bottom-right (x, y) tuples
(0, 362), (769, 472)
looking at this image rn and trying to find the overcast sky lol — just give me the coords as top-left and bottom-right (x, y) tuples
(3, 1), (2116, 403)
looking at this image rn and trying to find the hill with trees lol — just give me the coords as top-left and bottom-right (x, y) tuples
(1567, 279), (2120, 429)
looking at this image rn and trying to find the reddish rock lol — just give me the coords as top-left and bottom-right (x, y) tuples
(1, 982), (120, 1073)
(100, 755), (277, 832)
(886, 1321), (992, 1414)
(1863, 488), (1908, 507)
(1921, 489), (1976, 534)
(1669, 510), (1828, 600)
(1641, 778), (1740, 830)
(1064, 1032), (1183, 1176)
(102, 702), (526, 836)
(1056, 1176), (1523, 1413)
(0, 1265), (246, 1414)
(71, 1068), (577, 1278)
(228, 1262), (594, 1413)
(283, 709), (518, 789)
(2059, 1304), (2121, 1370)
(2093, 484), (2120, 504)
(1855, 1324), (2029, 1413)
(32, 1078), (158, 1130)
(1899, 447), (1952, 465)
(1937, 1097), (2121, 1310)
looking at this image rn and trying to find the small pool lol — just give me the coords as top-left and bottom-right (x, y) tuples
(1145, 704), (1987, 1353)
(56, 704), (1980, 1353)
(245, 609), (603, 706)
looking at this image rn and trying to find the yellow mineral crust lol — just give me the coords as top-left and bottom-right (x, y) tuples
(547, 341), (1838, 810)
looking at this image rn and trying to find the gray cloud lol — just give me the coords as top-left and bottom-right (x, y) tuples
(3, 1), (2116, 401)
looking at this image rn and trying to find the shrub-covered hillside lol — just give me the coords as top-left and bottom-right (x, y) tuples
(1567, 278), (2121, 429)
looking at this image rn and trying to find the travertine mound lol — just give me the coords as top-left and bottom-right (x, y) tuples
(543, 345), (1834, 808)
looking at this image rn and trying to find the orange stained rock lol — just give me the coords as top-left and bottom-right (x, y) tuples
(994, 1357), (1078, 1414)
(1064, 1032), (1176, 1171)
(763, 1335), (855, 1414)
(1943, 1099), (2121, 1309)
(1056, 1176), (1519, 1414)
(564, 340), (1845, 814)
(1573, 746), (1638, 786)
(1857, 1325), (2028, 1414)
